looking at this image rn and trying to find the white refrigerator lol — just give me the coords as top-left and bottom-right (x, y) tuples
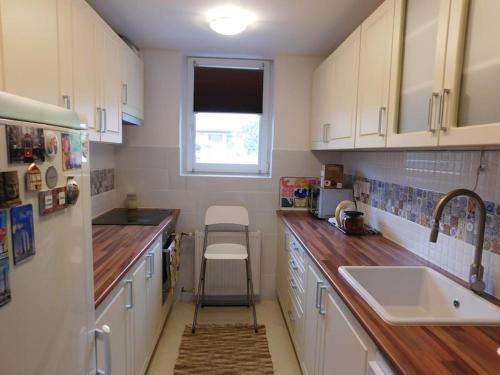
(0, 93), (97, 374)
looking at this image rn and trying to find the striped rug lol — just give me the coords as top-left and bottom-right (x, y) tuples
(174, 324), (274, 374)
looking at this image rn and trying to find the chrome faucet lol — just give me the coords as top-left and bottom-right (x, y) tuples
(429, 189), (486, 294)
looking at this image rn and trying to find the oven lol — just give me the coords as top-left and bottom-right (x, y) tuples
(162, 231), (177, 304)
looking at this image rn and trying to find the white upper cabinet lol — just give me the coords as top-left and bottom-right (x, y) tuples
(439, 0), (500, 146)
(310, 55), (334, 150)
(355, 0), (396, 149)
(328, 28), (361, 149)
(0, 0), (60, 105)
(387, 0), (452, 147)
(122, 44), (145, 121)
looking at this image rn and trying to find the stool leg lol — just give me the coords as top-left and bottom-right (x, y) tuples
(201, 258), (207, 308)
(247, 257), (258, 333)
(192, 257), (207, 334)
(245, 259), (250, 307)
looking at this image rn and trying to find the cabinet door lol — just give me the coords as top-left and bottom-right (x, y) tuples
(57, 0), (74, 110)
(147, 240), (163, 352)
(0, 0), (60, 105)
(96, 286), (130, 375)
(439, 0), (500, 146)
(71, 0), (100, 140)
(328, 27), (360, 149)
(99, 23), (123, 144)
(122, 44), (145, 120)
(132, 259), (148, 375)
(387, 0), (452, 147)
(355, 0), (396, 148)
(318, 291), (368, 375)
(302, 263), (323, 375)
(310, 57), (334, 150)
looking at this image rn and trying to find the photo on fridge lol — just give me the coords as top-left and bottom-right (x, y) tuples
(61, 133), (82, 170)
(0, 171), (22, 208)
(5, 125), (45, 164)
(10, 204), (35, 265)
(0, 257), (11, 307)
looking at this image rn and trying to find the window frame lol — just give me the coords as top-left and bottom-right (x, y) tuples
(182, 57), (273, 176)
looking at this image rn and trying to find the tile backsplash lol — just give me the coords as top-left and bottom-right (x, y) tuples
(90, 168), (115, 196)
(337, 150), (500, 297)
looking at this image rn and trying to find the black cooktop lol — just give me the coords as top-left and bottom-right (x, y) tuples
(92, 208), (171, 226)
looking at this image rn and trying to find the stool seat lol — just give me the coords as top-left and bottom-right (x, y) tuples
(204, 243), (248, 260)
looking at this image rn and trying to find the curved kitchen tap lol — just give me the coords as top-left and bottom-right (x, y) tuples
(429, 189), (486, 294)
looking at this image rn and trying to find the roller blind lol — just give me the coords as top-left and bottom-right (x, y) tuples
(193, 66), (264, 114)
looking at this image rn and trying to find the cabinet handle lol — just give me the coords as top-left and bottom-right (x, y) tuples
(96, 107), (102, 132)
(146, 253), (153, 278)
(125, 279), (133, 309)
(62, 95), (71, 110)
(318, 284), (328, 315)
(378, 107), (386, 137)
(151, 251), (155, 275)
(438, 89), (450, 131)
(427, 93), (439, 133)
(95, 325), (112, 375)
(289, 278), (298, 290)
(287, 310), (295, 322)
(290, 259), (299, 271)
(315, 281), (323, 309)
(122, 83), (128, 105)
(102, 108), (107, 133)
(322, 123), (331, 143)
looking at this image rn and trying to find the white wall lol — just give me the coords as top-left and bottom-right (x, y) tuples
(115, 50), (326, 299)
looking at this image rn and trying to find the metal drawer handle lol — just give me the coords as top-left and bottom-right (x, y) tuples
(288, 310), (295, 322)
(290, 259), (299, 271)
(438, 89), (450, 131)
(95, 325), (111, 375)
(125, 279), (133, 309)
(62, 95), (71, 110)
(289, 278), (298, 290)
(146, 254), (153, 278)
(319, 284), (328, 315)
(102, 108), (107, 133)
(122, 83), (128, 105)
(378, 107), (386, 137)
(427, 93), (439, 133)
(96, 107), (102, 132)
(315, 281), (322, 309)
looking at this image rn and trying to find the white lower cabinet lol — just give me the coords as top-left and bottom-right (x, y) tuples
(277, 228), (395, 375)
(96, 237), (165, 375)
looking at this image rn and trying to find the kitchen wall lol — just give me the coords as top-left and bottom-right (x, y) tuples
(89, 143), (120, 218)
(336, 150), (500, 298)
(115, 50), (327, 299)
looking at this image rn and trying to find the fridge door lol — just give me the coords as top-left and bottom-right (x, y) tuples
(0, 120), (95, 375)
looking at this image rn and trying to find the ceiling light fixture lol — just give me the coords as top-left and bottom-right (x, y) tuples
(207, 6), (255, 36)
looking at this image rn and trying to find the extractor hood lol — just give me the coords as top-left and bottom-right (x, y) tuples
(122, 111), (143, 126)
(0, 91), (83, 130)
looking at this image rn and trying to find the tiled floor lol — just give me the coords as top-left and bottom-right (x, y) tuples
(146, 300), (302, 374)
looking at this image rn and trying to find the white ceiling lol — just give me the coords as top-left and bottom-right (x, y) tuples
(87, 0), (384, 58)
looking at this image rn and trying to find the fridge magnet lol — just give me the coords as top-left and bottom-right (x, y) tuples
(0, 210), (8, 259)
(53, 187), (67, 211)
(0, 257), (11, 307)
(81, 132), (89, 163)
(44, 131), (59, 160)
(25, 163), (42, 192)
(279, 177), (320, 210)
(45, 166), (58, 189)
(6, 125), (45, 164)
(38, 190), (54, 216)
(66, 177), (80, 205)
(11, 204), (35, 265)
(61, 133), (82, 170)
(0, 171), (22, 208)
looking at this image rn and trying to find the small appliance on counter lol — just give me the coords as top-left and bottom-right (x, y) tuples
(329, 200), (379, 235)
(309, 185), (353, 219)
(320, 164), (344, 188)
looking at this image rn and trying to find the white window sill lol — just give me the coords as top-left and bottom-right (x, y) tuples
(180, 171), (272, 179)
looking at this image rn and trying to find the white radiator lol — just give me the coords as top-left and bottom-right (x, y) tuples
(194, 230), (261, 296)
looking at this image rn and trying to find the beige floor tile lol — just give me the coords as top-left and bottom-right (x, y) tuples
(147, 300), (301, 375)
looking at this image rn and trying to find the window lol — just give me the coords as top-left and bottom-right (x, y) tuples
(182, 57), (273, 176)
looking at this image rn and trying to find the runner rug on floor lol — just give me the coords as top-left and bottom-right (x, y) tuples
(174, 324), (274, 374)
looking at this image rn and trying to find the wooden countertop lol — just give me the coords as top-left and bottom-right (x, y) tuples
(93, 209), (180, 308)
(278, 211), (500, 375)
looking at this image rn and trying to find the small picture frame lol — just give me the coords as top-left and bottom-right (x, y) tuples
(38, 190), (55, 216)
(25, 163), (42, 192)
(53, 187), (68, 211)
(61, 133), (82, 170)
(6, 125), (45, 164)
(11, 204), (35, 265)
(0, 171), (22, 208)
(44, 131), (59, 160)
(0, 257), (11, 307)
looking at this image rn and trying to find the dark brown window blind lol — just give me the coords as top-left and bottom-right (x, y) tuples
(193, 66), (264, 114)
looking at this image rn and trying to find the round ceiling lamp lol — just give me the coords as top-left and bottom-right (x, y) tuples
(207, 6), (255, 36)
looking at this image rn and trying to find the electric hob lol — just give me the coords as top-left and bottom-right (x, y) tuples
(92, 208), (171, 226)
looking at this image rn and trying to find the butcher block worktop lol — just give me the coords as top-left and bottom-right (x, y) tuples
(278, 211), (500, 375)
(93, 209), (180, 308)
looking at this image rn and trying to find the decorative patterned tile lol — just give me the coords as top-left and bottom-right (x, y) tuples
(355, 176), (500, 255)
(91, 168), (115, 196)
